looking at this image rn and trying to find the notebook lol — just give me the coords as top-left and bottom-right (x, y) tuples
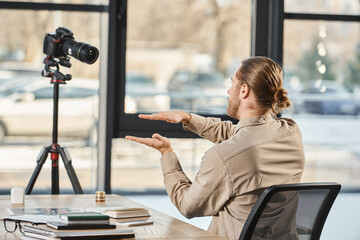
(46, 221), (116, 230)
(59, 212), (109, 221)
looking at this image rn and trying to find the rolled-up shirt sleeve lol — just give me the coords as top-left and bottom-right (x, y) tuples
(183, 113), (236, 143)
(161, 149), (231, 219)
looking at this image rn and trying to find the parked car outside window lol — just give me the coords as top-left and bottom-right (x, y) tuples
(125, 72), (169, 113)
(0, 70), (171, 144)
(291, 80), (360, 115)
(0, 79), (99, 144)
(167, 70), (228, 114)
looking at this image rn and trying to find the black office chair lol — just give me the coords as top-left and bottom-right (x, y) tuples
(239, 182), (341, 240)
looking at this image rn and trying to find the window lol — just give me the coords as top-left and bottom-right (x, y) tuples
(281, 2), (360, 188)
(0, 2), (106, 193)
(114, 0), (251, 138)
(111, 0), (252, 190)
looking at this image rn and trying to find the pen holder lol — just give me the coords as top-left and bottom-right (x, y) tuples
(11, 186), (25, 204)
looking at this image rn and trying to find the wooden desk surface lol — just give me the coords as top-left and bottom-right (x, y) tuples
(0, 194), (226, 240)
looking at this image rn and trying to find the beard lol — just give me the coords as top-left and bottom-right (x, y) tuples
(226, 96), (240, 119)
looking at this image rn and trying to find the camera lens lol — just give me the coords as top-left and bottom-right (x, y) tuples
(84, 48), (98, 63)
(63, 40), (99, 64)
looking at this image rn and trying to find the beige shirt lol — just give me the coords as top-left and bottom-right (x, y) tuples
(160, 113), (305, 240)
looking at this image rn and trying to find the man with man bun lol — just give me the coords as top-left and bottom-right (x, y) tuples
(125, 56), (305, 240)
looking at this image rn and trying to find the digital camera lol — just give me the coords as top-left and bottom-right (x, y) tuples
(43, 27), (99, 64)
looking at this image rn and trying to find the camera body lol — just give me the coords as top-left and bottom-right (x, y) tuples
(43, 27), (99, 64)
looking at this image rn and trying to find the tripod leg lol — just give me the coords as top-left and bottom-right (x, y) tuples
(25, 146), (51, 195)
(50, 147), (60, 195)
(59, 147), (84, 194)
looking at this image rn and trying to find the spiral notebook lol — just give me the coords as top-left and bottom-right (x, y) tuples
(46, 221), (116, 230)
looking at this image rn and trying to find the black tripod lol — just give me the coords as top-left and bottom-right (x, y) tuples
(25, 56), (83, 194)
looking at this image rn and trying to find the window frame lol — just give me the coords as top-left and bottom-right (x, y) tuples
(0, 1), (107, 12)
(0, 0), (108, 192)
(252, 0), (360, 65)
(112, 0), (240, 139)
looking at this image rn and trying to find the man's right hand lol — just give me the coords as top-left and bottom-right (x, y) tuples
(138, 111), (191, 124)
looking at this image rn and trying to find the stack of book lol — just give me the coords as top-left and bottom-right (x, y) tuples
(21, 212), (135, 239)
(47, 212), (116, 230)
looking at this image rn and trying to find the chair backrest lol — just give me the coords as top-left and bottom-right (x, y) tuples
(239, 182), (341, 240)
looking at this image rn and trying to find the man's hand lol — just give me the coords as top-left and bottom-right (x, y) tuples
(139, 111), (191, 124)
(125, 133), (173, 155)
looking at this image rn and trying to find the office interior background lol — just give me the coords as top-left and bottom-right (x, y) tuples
(0, 0), (359, 238)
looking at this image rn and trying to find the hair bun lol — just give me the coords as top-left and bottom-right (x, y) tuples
(272, 88), (291, 113)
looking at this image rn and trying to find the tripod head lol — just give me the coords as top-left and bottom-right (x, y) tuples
(42, 55), (72, 83)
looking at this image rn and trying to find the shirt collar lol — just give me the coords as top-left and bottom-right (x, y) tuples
(235, 113), (274, 133)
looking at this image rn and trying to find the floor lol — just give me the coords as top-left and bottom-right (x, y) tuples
(127, 193), (360, 240)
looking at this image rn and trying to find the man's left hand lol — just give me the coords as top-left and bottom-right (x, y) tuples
(125, 133), (173, 155)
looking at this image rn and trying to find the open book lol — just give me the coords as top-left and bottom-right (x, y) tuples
(85, 207), (150, 219)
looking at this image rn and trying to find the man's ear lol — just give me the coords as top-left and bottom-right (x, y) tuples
(240, 84), (250, 99)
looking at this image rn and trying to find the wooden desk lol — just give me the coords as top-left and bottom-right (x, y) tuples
(0, 194), (226, 240)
